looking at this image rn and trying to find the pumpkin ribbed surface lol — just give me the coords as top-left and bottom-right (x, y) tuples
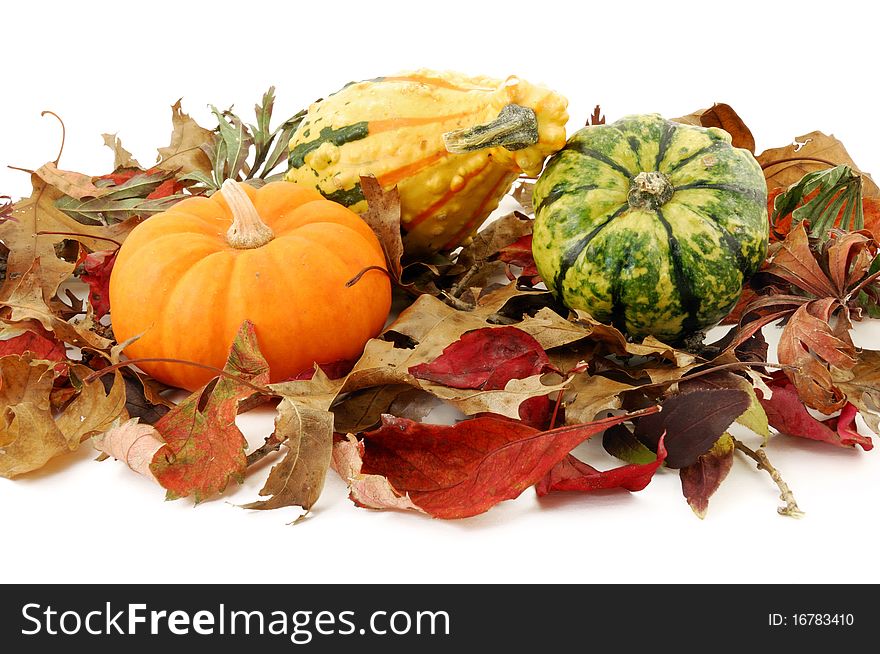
(532, 114), (768, 341)
(285, 70), (568, 255)
(109, 182), (391, 390)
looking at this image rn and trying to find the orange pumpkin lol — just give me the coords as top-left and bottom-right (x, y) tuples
(109, 180), (391, 390)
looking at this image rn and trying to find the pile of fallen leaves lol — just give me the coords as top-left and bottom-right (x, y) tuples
(1, 97), (878, 522)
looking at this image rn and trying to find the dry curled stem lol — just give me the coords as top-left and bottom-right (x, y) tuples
(734, 438), (804, 518)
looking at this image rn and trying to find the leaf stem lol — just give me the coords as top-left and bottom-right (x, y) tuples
(733, 438), (804, 518)
(761, 156), (837, 170)
(41, 110), (66, 165)
(246, 431), (287, 467)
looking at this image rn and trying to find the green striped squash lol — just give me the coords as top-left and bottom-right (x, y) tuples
(532, 113), (768, 342)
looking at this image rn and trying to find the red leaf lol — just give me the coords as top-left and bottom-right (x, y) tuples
(149, 321), (271, 501)
(358, 407), (659, 519)
(758, 372), (873, 451)
(145, 177), (179, 199)
(0, 326), (66, 363)
(497, 234), (540, 280)
(79, 249), (117, 319)
(409, 326), (555, 428)
(536, 434), (667, 496)
(409, 326), (552, 389)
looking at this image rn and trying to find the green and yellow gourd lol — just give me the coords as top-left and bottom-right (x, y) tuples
(532, 114), (768, 342)
(285, 70), (568, 255)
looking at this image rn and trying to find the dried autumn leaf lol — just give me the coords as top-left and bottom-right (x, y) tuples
(511, 179), (535, 213)
(776, 299), (854, 412)
(409, 326), (553, 389)
(102, 133), (141, 170)
(242, 398), (335, 512)
(359, 176), (403, 281)
(679, 433), (734, 519)
(0, 356), (126, 478)
(92, 418), (166, 483)
(1, 260), (113, 350)
(0, 175), (135, 309)
(155, 99), (214, 176)
(0, 324), (66, 364)
(455, 211), (534, 270)
(149, 321), (270, 502)
(758, 131), (879, 198)
(34, 162), (108, 200)
(78, 248), (116, 319)
(833, 349), (880, 434)
(355, 407), (658, 519)
(536, 435), (667, 496)
(758, 372), (873, 450)
(563, 373), (636, 425)
(119, 372), (172, 425)
(673, 103), (755, 152)
(332, 385), (433, 434)
(635, 388), (750, 468)
(331, 434), (424, 513)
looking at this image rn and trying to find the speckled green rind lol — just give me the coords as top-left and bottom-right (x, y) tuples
(532, 113), (768, 341)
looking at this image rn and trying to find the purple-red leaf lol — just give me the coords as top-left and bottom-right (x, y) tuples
(635, 389), (750, 468)
(536, 434), (667, 496)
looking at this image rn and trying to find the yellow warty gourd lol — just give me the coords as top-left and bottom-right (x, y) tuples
(285, 70), (569, 255)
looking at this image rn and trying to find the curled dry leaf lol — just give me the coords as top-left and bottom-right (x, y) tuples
(672, 103), (755, 153)
(242, 397), (335, 513)
(34, 162), (109, 200)
(102, 133), (141, 170)
(536, 434), (667, 496)
(92, 418), (166, 483)
(155, 99), (214, 176)
(331, 435), (424, 513)
(359, 176), (403, 281)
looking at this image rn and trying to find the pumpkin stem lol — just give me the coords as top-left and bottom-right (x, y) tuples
(443, 104), (539, 154)
(628, 171), (674, 210)
(222, 179), (275, 249)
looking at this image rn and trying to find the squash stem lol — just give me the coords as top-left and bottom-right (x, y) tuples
(628, 171), (673, 209)
(443, 104), (539, 154)
(222, 179), (274, 249)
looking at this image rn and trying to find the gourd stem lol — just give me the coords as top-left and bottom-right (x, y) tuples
(222, 179), (274, 249)
(628, 171), (674, 210)
(443, 104), (539, 154)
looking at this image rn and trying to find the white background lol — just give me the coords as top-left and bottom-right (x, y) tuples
(2, 0), (879, 584)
